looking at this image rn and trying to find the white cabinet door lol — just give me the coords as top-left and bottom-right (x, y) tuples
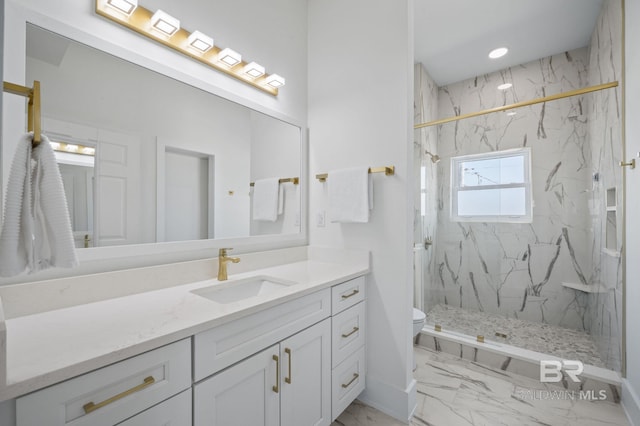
(280, 319), (331, 426)
(194, 344), (280, 426)
(117, 389), (191, 426)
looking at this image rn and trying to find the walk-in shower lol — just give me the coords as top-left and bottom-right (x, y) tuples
(413, 0), (624, 377)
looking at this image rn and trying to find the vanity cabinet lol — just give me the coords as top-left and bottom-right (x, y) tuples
(194, 319), (331, 426)
(11, 275), (367, 426)
(117, 389), (192, 426)
(15, 339), (191, 426)
(330, 277), (366, 420)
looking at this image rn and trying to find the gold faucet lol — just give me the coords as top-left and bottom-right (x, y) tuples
(218, 248), (241, 281)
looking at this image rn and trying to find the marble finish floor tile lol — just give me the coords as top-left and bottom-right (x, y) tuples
(332, 346), (629, 426)
(426, 304), (606, 368)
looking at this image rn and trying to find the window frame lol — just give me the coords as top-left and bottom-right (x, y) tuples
(450, 148), (532, 223)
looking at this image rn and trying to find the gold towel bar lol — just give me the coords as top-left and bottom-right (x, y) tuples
(316, 166), (395, 182)
(250, 177), (299, 187)
(3, 80), (42, 146)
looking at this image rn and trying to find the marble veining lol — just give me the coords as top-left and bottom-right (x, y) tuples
(418, 0), (623, 374)
(331, 346), (629, 426)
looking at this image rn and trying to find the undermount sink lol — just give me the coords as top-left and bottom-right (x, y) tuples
(191, 275), (297, 304)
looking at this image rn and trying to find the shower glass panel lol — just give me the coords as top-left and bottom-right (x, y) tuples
(419, 85), (622, 371)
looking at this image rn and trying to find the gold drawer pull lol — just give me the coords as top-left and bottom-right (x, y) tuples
(272, 354), (280, 393)
(83, 376), (155, 414)
(341, 373), (359, 388)
(341, 326), (360, 338)
(284, 348), (292, 384)
(341, 289), (360, 299)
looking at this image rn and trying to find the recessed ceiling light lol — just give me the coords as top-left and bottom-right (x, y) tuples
(497, 83), (513, 90)
(488, 47), (508, 59)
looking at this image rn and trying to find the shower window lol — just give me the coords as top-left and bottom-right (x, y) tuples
(451, 148), (532, 223)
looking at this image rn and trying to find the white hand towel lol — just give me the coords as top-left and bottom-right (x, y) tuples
(0, 133), (78, 277)
(328, 167), (373, 223)
(278, 183), (285, 215)
(252, 178), (280, 222)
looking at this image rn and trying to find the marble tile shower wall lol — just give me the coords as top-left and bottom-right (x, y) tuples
(585, 0), (623, 372)
(414, 63), (439, 311)
(432, 48), (597, 333)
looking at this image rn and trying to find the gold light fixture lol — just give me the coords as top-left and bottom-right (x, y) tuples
(244, 62), (265, 78)
(149, 10), (180, 37)
(218, 48), (242, 67)
(187, 31), (214, 53)
(95, 0), (284, 96)
(50, 141), (96, 156)
(106, 0), (137, 15)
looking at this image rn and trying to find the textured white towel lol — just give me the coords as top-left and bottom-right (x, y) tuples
(0, 133), (78, 277)
(328, 167), (373, 223)
(252, 178), (280, 222)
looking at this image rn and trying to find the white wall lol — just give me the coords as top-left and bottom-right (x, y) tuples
(308, 0), (415, 421)
(623, 0), (640, 422)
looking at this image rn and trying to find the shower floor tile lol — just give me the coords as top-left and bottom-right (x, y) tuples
(426, 304), (606, 368)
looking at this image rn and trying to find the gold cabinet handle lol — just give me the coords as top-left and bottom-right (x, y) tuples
(341, 326), (360, 338)
(341, 289), (360, 299)
(284, 348), (292, 384)
(272, 355), (280, 393)
(341, 373), (359, 389)
(83, 376), (155, 414)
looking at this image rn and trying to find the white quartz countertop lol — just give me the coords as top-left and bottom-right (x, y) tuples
(0, 247), (369, 401)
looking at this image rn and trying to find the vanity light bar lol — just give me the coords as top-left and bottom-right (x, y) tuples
(218, 48), (242, 67)
(244, 62), (265, 78)
(187, 31), (214, 53)
(106, 0), (137, 15)
(95, 0), (284, 96)
(265, 74), (285, 88)
(50, 141), (96, 156)
(150, 10), (180, 37)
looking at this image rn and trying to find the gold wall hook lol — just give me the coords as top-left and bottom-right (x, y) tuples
(620, 159), (636, 169)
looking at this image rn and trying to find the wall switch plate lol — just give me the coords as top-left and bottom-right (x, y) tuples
(316, 211), (326, 227)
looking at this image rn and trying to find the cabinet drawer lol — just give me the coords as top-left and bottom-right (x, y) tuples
(117, 389), (191, 426)
(194, 289), (331, 381)
(332, 346), (365, 421)
(331, 276), (365, 315)
(16, 339), (191, 426)
(332, 301), (365, 367)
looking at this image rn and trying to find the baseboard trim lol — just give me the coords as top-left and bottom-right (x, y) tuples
(359, 375), (416, 423)
(622, 379), (640, 426)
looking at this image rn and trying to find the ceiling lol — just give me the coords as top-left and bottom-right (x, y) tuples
(414, 0), (604, 86)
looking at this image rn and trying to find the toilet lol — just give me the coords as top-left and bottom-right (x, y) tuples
(413, 308), (426, 339)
